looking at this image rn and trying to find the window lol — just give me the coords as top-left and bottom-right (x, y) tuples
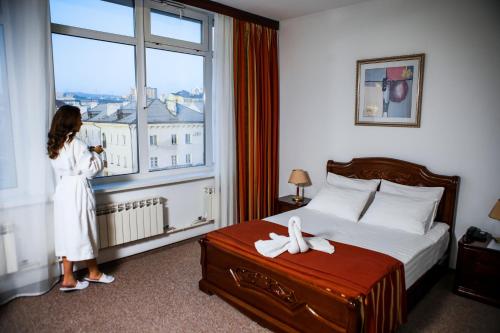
(0, 24), (17, 189)
(150, 10), (202, 44)
(145, 3), (209, 172)
(185, 153), (191, 164)
(149, 134), (157, 146)
(185, 133), (191, 144)
(146, 1), (209, 50)
(51, 33), (137, 177)
(150, 157), (158, 169)
(50, 0), (212, 178)
(50, 0), (134, 36)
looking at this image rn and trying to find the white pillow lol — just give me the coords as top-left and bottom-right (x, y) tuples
(379, 180), (444, 229)
(359, 192), (436, 235)
(327, 172), (380, 192)
(305, 186), (372, 222)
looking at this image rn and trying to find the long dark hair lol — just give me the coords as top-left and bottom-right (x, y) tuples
(47, 105), (82, 159)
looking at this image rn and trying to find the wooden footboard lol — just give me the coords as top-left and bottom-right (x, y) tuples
(199, 237), (363, 333)
(198, 158), (459, 332)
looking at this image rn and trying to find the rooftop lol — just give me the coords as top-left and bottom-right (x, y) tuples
(78, 99), (204, 124)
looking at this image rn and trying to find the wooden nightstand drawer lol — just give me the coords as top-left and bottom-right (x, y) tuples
(454, 235), (500, 307)
(277, 203), (295, 213)
(275, 195), (311, 215)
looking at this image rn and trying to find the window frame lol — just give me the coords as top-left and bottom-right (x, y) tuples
(50, 0), (214, 187)
(144, 0), (209, 52)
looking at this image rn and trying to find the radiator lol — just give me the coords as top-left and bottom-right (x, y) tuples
(0, 224), (18, 276)
(97, 197), (164, 249)
(203, 187), (215, 222)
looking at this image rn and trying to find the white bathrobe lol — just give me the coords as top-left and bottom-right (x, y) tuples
(51, 137), (103, 261)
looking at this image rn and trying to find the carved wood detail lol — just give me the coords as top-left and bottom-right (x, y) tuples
(229, 266), (348, 330)
(230, 267), (298, 307)
(198, 159), (460, 332)
(327, 157), (460, 229)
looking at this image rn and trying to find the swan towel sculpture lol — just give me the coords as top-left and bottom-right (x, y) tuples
(254, 216), (335, 258)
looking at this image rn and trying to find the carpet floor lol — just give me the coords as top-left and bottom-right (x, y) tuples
(1, 240), (499, 332)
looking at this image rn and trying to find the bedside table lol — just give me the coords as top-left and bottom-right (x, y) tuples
(454, 234), (500, 307)
(275, 195), (311, 214)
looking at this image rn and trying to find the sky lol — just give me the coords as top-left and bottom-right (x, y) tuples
(50, 0), (204, 97)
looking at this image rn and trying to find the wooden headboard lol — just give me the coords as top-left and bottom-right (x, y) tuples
(327, 157), (460, 230)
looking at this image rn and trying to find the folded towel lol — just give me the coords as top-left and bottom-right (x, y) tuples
(307, 237), (335, 254)
(287, 215), (309, 254)
(255, 216), (335, 258)
(254, 233), (289, 258)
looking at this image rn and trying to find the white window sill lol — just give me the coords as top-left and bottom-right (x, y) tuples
(92, 168), (215, 194)
(0, 193), (51, 210)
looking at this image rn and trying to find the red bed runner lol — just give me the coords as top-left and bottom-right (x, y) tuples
(207, 220), (407, 333)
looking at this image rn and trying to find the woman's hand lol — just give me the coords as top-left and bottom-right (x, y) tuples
(92, 145), (104, 154)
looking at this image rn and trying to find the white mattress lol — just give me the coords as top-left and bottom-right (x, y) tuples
(264, 207), (449, 289)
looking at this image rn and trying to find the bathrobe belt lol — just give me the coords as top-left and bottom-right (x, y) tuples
(59, 171), (85, 178)
(58, 172), (91, 187)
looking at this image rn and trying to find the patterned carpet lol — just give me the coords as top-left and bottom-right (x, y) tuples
(1, 240), (499, 332)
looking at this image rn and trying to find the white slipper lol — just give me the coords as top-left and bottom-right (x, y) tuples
(84, 273), (115, 284)
(59, 280), (89, 292)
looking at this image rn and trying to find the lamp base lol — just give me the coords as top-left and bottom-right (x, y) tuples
(293, 196), (303, 203)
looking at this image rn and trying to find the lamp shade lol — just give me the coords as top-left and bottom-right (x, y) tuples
(288, 169), (311, 186)
(489, 199), (500, 221)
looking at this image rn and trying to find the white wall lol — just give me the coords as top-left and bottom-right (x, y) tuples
(279, 0), (500, 266)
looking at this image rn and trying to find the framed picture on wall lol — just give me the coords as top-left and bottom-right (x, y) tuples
(355, 54), (425, 127)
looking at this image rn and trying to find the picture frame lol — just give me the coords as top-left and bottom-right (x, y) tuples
(355, 54), (425, 127)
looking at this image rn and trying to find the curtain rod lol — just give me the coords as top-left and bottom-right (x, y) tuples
(174, 0), (279, 30)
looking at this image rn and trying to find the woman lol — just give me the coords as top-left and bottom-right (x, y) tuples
(47, 105), (114, 291)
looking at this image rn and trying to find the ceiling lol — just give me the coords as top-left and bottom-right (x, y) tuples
(212, 0), (371, 21)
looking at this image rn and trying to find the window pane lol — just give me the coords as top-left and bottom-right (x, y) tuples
(151, 9), (201, 44)
(146, 48), (204, 171)
(52, 34), (138, 177)
(50, 0), (134, 37)
(0, 25), (17, 189)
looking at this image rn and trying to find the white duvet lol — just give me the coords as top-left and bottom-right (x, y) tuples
(264, 207), (449, 289)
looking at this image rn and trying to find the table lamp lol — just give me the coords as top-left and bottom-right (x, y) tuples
(489, 199), (500, 242)
(288, 169), (311, 202)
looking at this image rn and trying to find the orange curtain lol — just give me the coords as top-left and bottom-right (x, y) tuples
(233, 20), (279, 222)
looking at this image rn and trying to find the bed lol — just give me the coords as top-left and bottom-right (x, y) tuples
(199, 157), (459, 332)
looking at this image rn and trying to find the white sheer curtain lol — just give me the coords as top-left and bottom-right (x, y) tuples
(213, 14), (236, 228)
(0, 0), (59, 304)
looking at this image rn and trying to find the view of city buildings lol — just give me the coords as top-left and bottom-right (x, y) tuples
(56, 87), (204, 176)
